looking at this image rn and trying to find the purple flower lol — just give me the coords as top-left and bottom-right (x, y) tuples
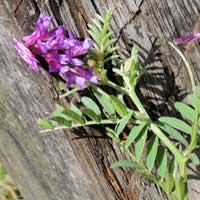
(35, 26), (66, 54)
(23, 13), (53, 47)
(61, 66), (100, 89)
(13, 13), (99, 90)
(71, 38), (93, 57)
(13, 38), (40, 72)
(45, 53), (63, 72)
(66, 33), (93, 57)
(175, 32), (200, 44)
(44, 52), (84, 72)
(36, 13), (53, 33)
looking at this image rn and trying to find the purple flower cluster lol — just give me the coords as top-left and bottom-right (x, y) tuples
(175, 32), (200, 44)
(13, 13), (100, 89)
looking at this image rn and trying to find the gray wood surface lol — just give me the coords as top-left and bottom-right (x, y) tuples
(0, 0), (200, 199)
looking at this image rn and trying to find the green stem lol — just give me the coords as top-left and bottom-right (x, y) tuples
(41, 119), (120, 133)
(169, 42), (196, 92)
(106, 80), (185, 163)
(102, 79), (127, 94)
(169, 42), (199, 154)
(129, 91), (148, 114)
(129, 91), (185, 163)
(151, 124), (185, 163)
(59, 87), (80, 99)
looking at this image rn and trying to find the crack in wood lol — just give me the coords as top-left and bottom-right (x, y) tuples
(12, 0), (24, 16)
(101, 157), (126, 200)
(115, 0), (144, 45)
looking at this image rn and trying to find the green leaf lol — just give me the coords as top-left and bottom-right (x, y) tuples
(116, 111), (133, 137)
(102, 32), (113, 46)
(54, 104), (64, 114)
(63, 109), (85, 124)
(88, 24), (101, 44)
(106, 127), (120, 143)
(81, 108), (101, 122)
(111, 160), (139, 169)
(102, 9), (112, 36)
(110, 95), (128, 117)
(195, 86), (200, 97)
(53, 112), (71, 121)
(135, 127), (148, 161)
(164, 174), (175, 194)
(104, 46), (118, 57)
(104, 54), (119, 63)
(190, 153), (200, 165)
(113, 68), (124, 77)
(103, 38), (116, 51)
(88, 9), (118, 66)
(70, 104), (83, 116)
(81, 96), (101, 116)
(169, 158), (177, 179)
(175, 102), (195, 122)
(87, 30), (101, 48)
(146, 135), (158, 172)
(130, 47), (138, 82)
(95, 13), (104, 23)
(125, 122), (147, 149)
(156, 146), (167, 179)
(59, 82), (67, 91)
(92, 87), (115, 116)
(159, 117), (192, 134)
(38, 118), (54, 129)
(187, 94), (200, 112)
(157, 122), (188, 146)
(91, 18), (102, 31)
(50, 116), (71, 127)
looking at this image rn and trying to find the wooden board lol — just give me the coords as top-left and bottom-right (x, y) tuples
(0, 0), (200, 199)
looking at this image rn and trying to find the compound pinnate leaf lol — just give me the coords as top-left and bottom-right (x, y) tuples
(146, 135), (158, 172)
(159, 117), (192, 134)
(125, 122), (147, 149)
(92, 87), (115, 116)
(111, 160), (139, 169)
(81, 96), (101, 116)
(135, 127), (148, 161)
(156, 146), (167, 179)
(38, 118), (54, 129)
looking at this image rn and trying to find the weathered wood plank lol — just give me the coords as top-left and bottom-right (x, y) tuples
(1, 1), (160, 200)
(0, 0), (200, 199)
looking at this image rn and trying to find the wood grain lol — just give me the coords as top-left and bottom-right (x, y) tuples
(0, 0), (200, 199)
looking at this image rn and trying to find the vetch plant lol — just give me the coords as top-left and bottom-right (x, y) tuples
(14, 10), (200, 200)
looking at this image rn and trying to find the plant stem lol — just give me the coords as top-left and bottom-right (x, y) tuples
(102, 79), (127, 94)
(60, 87), (80, 98)
(129, 90), (147, 114)
(105, 80), (185, 163)
(129, 91), (185, 163)
(151, 124), (185, 163)
(169, 42), (199, 155)
(41, 119), (122, 133)
(169, 42), (196, 92)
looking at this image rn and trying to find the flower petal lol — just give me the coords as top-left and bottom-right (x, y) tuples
(71, 38), (93, 57)
(13, 38), (40, 72)
(175, 32), (200, 44)
(36, 13), (53, 33)
(23, 30), (41, 47)
(70, 58), (84, 66)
